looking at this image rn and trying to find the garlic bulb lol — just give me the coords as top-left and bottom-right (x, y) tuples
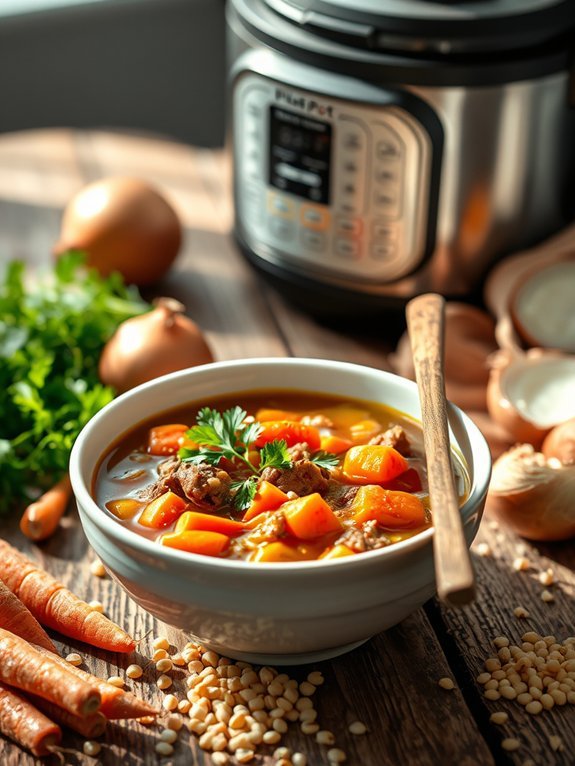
(487, 444), (575, 541)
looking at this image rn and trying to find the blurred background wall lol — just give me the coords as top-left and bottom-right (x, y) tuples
(0, 0), (226, 147)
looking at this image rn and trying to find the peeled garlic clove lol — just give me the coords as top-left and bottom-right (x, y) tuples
(487, 443), (575, 541)
(486, 349), (575, 446)
(510, 259), (575, 353)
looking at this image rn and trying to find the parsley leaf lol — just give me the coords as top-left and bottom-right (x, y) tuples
(179, 408), (339, 512)
(0, 252), (150, 514)
(310, 451), (340, 470)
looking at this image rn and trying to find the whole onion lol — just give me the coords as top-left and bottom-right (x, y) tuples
(99, 298), (214, 393)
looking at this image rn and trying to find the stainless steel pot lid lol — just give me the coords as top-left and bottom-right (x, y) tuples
(263, 0), (575, 53)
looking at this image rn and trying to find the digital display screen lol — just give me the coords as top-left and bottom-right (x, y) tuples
(269, 106), (332, 205)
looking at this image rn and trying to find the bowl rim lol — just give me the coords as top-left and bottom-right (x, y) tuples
(70, 357), (492, 573)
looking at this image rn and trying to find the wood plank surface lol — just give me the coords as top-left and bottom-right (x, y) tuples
(0, 129), (573, 766)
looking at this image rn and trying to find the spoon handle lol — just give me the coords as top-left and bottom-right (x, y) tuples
(406, 293), (476, 607)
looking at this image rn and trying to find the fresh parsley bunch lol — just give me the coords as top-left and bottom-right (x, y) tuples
(179, 406), (339, 510)
(0, 252), (149, 514)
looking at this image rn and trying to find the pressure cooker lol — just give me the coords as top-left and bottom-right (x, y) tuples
(226, 0), (575, 315)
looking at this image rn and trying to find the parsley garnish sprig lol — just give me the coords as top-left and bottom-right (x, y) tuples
(178, 407), (338, 510)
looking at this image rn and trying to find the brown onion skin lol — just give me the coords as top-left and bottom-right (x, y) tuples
(99, 299), (214, 393)
(54, 177), (182, 286)
(486, 363), (549, 448)
(542, 418), (575, 466)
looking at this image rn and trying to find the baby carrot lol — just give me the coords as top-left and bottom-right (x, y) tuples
(0, 682), (62, 757)
(29, 696), (107, 738)
(19, 474), (72, 542)
(0, 578), (56, 652)
(0, 540), (135, 653)
(33, 645), (159, 720)
(0, 628), (101, 717)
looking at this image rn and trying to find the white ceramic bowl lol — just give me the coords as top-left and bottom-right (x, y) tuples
(70, 358), (491, 664)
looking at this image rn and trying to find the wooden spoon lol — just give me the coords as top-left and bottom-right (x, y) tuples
(406, 293), (476, 606)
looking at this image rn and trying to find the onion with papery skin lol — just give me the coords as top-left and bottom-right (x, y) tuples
(54, 177), (182, 286)
(542, 418), (575, 466)
(487, 443), (575, 541)
(486, 348), (575, 447)
(99, 298), (214, 393)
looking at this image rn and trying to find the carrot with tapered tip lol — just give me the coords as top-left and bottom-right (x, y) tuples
(19, 474), (72, 542)
(0, 578), (56, 652)
(0, 540), (135, 653)
(0, 629), (101, 717)
(0, 682), (62, 757)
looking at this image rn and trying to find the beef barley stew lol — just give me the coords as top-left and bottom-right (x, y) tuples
(94, 390), (469, 562)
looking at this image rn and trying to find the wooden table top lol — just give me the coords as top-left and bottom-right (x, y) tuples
(0, 129), (574, 766)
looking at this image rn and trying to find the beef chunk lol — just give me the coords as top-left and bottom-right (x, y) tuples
(168, 462), (232, 509)
(324, 480), (359, 512)
(139, 459), (231, 509)
(261, 461), (329, 497)
(369, 425), (411, 456)
(336, 521), (391, 552)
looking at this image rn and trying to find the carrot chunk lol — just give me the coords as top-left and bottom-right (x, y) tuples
(0, 540), (136, 653)
(255, 421), (321, 450)
(282, 493), (342, 540)
(351, 485), (427, 529)
(242, 480), (290, 522)
(106, 497), (142, 520)
(342, 444), (409, 484)
(255, 408), (300, 422)
(319, 434), (353, 455)
(319, 544), (356, 560)
(251, 542), (309, 562)
(175, 511), (247, 536)
(138, 491), (187, 529)
(161, 530), (230, 556)
(147, 423), (190, 456)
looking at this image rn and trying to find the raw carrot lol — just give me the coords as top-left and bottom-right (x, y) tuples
(342, 444), (409, 485)
(161, 530), (230, 556)
(0, 578), (56, 652)
(0, 682), (62, 757)
(351, 485), (427, 529)
(242, 480), (290, 522)
(33, 645), (158, 720)
(175, 510), (247, 536)
(29, 695), (107, 738)
(282, 493), (342, 540)
(147, 423), (190, 456)
(19, 474), (72, 542)
(0, 540), (136, 653)
(138, 490), (187, 529)
(0, 628), (101, 717)
(254, 421), (321, 450)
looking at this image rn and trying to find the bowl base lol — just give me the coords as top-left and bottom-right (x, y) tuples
(200, 637), (371, 666)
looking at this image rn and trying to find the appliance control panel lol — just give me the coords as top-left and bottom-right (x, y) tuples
(233, 70), (433, 283)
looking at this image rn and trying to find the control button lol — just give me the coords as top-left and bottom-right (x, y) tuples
(343, 133), (364, 151)
(268, 192), (295, 219)
(301, 230), (326, 251)
(376, 139), (401, 159)
(373, 191), (401, 219)
(371, 243), (396, 260)
(337, 217), (362, 237)
(270, 218), (295, 240)
(344, 161), (359, 173)
(301, 205), (330, 230)
(335, 238), (360, 259)
(372, 222), (396, 240)
(375, 165), (399, 184)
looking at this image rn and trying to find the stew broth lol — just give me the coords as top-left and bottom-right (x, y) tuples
(94, 389), (469, 562)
